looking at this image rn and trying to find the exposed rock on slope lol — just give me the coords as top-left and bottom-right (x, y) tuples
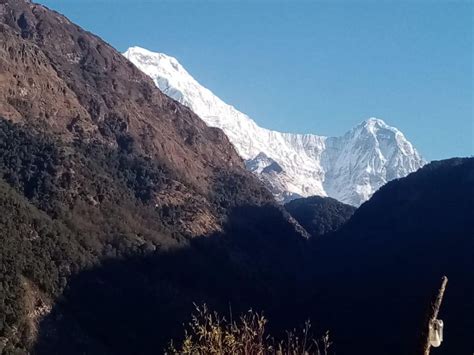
(0, 1), (247, 190)
(0, 0), (284, 238)
(0, 1), (308, 352)
(1, 2), (471, 355)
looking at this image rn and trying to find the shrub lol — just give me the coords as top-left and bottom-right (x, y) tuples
(167, 304), (332, 355)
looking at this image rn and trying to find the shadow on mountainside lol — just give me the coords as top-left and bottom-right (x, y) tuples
(28, 159), (474, 355)
(33, 204), (312, 355)
(304, 158), (474, 355)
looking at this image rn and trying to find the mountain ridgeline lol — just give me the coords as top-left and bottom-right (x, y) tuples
(285, 196), (356, 238)
(0, 1), (472, 355)
(0, 0), (306, 352)
(305, 158), (474, 354)
(124, 46), (426, 206)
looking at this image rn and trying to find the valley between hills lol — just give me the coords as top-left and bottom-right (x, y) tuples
(0, 1), (472, 354)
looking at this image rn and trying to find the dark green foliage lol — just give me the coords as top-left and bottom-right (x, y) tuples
(0, 118), (305, 354)
(285, 196), (356, 238)
(0, 119), (176, 244)
(211, 169), (274, 210)
(33, 203), (309, 355)
(0, 121), (63, 214)
(0, 180), (90, 353)
(305, 158), (474, 355)
(0, 118), (185, 352)
(0, 114), (473, 355)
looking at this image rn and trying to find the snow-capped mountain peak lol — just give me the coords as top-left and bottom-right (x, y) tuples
(124, 47), (249, 127)
(124, 46), (426, 206)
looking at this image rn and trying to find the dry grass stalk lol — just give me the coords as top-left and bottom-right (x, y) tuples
(166, 304), (332, 355)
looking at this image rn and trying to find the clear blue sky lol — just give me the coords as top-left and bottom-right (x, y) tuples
(39, 0), (473, 160)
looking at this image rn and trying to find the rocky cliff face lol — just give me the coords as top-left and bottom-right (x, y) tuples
(0, 0), (285, 237)
(124, 46), (426, 206)
(0, 3), (310, 351)
(0, 0), (249, 186)
(0, 4), (471, 354)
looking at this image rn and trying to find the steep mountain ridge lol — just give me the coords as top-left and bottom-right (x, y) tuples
(124, 46), (426, 206)
(0, 1), (246, 197)
(306, 157), (474, 354)
(0, 117), (307, 354)
(322, 118), (425, 205)
(0, 0), (290, 238)
(24, 157), (473, 355)
(0, 1), (309, 352)
(0, 2), (471, 355)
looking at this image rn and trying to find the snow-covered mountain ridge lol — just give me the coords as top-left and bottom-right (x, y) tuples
(124, 46), (426, 206)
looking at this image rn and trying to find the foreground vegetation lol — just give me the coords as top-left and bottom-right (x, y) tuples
(167, 305), (332, 355)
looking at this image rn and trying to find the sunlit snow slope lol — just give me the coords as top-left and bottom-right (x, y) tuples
(124, 46), (425, 206)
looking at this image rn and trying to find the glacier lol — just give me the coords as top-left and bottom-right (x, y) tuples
(124, 46), (426, 206)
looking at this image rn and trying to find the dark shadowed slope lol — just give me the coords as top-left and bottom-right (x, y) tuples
(0, 0), (308, 352)
(33, 205), (310, 355)
(0, 1), (472, 354)
(285, 196), (356, 238)
(29, 158), (474, 355)
(306, 158), (474, 355)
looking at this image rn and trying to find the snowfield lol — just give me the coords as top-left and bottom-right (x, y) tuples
(124, 46), (425, 206)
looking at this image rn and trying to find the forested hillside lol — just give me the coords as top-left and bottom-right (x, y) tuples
(0, 0), (308, 352)
(285, 196), (356, 238)
(305, 158), (474, 354)
(0, 1), (472, 354)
